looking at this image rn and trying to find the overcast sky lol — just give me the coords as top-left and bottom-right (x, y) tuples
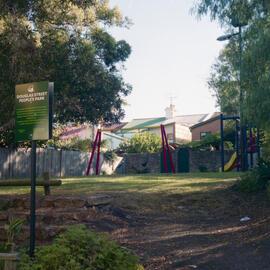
(109, 0), (224, 121)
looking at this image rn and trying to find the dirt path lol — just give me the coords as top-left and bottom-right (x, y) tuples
(1, 180), (270, 269)
(110, 186), (270, 270)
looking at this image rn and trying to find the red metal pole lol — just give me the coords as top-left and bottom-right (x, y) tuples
(86, 129), (99, 176)
(163, 126), (176, 174)
(161, 125), (168, 173)
(95, 130), (102, 175)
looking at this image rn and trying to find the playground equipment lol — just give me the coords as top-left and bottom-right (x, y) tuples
(220, 114), (261, 172)
(86, 129), (102, 176)
(223, 152), (237, 172)
(160, 124), (176, 173)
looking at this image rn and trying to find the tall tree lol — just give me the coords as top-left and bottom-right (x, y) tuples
(193, 0), (270, 129)
(0, 0), (131, 146)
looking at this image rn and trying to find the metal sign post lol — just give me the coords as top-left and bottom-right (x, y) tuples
(30, 140), (37, 257)
(15, 81), (53, 257)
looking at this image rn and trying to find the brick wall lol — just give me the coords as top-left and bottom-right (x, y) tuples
(191, 118), (220, 141)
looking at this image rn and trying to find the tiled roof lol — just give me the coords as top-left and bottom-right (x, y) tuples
(122, 117), (166, 130)
(190, 112), (221, 129)
(119, 112), (221, 131)
(102, 122), (127, 132)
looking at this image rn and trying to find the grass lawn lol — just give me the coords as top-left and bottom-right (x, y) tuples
(1, 172), (270, 270)
(0, 172), (240, 196)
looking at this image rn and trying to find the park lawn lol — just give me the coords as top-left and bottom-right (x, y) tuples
(0, 172), (240, 196)
(0, 172), (241, 213)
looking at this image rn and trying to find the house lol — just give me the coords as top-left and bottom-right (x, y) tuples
(190, 112), (221, 141)
(115, 103), (220, 144)
(59, 123), (126, 150)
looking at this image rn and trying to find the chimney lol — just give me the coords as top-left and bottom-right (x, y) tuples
(165, 104), (176, 119)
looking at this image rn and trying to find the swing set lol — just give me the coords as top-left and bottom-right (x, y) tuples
(86, 125), (176, 176)
(85, 129), (102, 176)
(160, 124), (176, 174)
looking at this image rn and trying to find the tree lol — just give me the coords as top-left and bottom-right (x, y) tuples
(208, 41), (240, 116)
(0, 0), (132, 146)
(193, 0), (270, 129)
(118, 132), (162, 154)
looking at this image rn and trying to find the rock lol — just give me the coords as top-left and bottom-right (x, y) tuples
(86, 195), (111, 207)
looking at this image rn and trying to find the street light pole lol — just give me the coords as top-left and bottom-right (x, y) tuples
(238, 25), (248, 171)
(217, 24), (248, 172)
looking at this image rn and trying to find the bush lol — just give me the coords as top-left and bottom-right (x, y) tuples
(18, 225), (143, 270)
(237, 159), (270, 193)
(186, 133), (233, 151)
(118, 132), (161, 154)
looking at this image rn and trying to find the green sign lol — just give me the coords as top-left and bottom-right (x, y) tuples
(15, 81), (53, 142)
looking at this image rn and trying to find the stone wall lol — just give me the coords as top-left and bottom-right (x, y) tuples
(189, 150), (234, 172)
(116, 149), (235, 174)
(116, 153), (161, 174)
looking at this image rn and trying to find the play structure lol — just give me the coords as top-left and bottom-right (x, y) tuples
(86, 129), (102, 176)
(220, 114), (261, 172)
(160, 124), (176, 173)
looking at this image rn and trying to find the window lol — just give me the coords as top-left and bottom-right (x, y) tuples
(200, 131), (211, 140)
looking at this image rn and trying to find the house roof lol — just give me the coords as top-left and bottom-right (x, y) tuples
(190, 112), (221, 129)
(122, 117), (166, 130)
(118, 112), (221, 132)
(102, 122), (127, 132)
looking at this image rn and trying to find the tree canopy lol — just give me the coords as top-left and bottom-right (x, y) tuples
(193, 0), (270, 129)
(0, 0), (132, 146)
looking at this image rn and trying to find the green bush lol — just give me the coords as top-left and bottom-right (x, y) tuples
(18, 225), (142, 270)
(237, 159), (270, 193)
(186, 133), (233, 151)
(118, 132), (161, 154)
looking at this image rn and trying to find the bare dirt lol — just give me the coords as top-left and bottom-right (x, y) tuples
(109, 186), (270, 270)
(1, 184), (270, 270)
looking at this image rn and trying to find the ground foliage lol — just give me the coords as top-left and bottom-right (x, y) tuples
(237, 159), (270, 193)
(18, 225), (142, 270)
(0, 0), (132, 146)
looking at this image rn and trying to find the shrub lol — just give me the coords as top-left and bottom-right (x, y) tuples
(118, 132), (161, 154)
(237, 159), (270, 193)
(103, 150), (118, 164)
(186, 133), (233, 151)
(18, 225), (143, 270)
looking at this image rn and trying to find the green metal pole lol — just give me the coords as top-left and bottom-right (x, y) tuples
(30, 140), (37, 257)
(220, 114), (225, 172)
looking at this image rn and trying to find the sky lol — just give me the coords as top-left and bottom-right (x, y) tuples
(109, 0), (224, 121)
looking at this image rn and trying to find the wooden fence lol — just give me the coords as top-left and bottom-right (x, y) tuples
(0, 148), (122, 179)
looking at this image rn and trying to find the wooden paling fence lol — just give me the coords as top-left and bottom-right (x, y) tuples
(0, 148), (107, 179)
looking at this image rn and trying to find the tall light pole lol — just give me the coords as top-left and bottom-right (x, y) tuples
(217, 22), (248, 172)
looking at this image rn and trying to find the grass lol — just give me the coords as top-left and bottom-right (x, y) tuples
(0, 172), (241, 196)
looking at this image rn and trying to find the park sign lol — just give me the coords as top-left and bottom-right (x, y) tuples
(15, 81), (53, 142)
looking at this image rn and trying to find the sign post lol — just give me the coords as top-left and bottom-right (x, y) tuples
(15, 81), (53, 257)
